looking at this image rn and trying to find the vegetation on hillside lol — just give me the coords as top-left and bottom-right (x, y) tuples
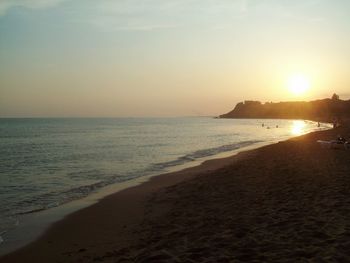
(220, 94), (350, 123)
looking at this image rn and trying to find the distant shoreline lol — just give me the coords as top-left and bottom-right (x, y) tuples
(219, 98), (350, 126)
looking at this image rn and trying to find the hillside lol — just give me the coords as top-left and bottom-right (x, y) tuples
(220, 95), (350, 123)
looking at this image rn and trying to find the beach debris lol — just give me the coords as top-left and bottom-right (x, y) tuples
(317, 136), (349, 149)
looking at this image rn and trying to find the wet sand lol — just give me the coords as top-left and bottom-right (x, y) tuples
(1, 126), (350, 262)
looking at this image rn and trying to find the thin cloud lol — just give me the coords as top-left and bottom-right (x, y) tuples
(116, 25), (178, 31)
(89, 17), (179, 32)
(85, 0), (249, 32)
(250, 0), (326, 23)
(0, 0), (67, 15)
(239, 0), (248, 13)
(0, 0), (250, 30)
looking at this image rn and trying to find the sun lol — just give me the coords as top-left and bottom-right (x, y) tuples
(287, 74), (310, 96)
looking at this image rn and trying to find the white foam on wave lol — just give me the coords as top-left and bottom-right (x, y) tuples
(0, 232), (5, 244)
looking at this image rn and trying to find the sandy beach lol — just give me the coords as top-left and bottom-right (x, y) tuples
(1, 126), (350, 262)
(2, 0), (350, 262)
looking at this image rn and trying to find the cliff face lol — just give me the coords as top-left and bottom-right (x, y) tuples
(220, 98), (350, 122)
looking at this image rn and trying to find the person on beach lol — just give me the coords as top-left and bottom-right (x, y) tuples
(337, 136), (346, 144)
(345, 140), (350, 149)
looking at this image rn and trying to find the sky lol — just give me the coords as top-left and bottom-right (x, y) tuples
(0, 0), (350, 117)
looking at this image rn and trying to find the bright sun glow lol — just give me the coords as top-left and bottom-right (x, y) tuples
(291, 120), (306, 136)
(287, 74), (310, 96)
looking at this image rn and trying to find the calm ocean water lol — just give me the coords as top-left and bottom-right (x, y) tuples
(0, 117), (329, 243)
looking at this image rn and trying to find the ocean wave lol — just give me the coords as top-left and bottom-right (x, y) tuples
(13, 140), (262, 216)
(14, 181), (112, 215)
(14, 174), (137, 216)
(150, 140), (262, 171)
(0, 232), (4, 244)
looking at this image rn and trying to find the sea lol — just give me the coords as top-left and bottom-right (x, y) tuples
(0, 117), (330, 249)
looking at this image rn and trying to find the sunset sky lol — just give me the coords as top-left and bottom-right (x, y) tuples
(1, 0), (350, 117)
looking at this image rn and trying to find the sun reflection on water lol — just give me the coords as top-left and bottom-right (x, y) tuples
(291, 120), (306, 136)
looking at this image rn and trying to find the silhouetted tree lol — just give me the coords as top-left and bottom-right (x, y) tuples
(332, 93), (340, 100)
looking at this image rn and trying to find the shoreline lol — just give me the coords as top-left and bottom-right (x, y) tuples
(0, 141), (262, 262)
(0, 139), (274, 257)
(0, 119), (329, 255)
(1, 117), (316, 252)
(2, 124), (348, 262)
